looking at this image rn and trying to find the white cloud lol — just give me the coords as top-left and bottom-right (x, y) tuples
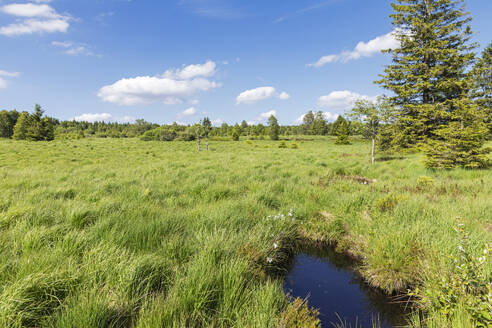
(52, 41), (99, 56)
(164, 61), (216, 80)
(73, 113), (113, 122)
(278, 91), (290, 100)
(0, 70), (20, 77)
(317, 90), (375, 110)
(189, 99), (200, 105)
(0, 19), (69, 36)
(178, 107), (197, 118)
(98, 61), (220, 106)
(295, 111), (339, 124)
(259, 110), (276, 120)
(72, 113), (136, 123)
(0, 69), (20, 89)
(0, 3), (71, 36)
(308, 30), (400, 67)
(249, 110), (276, 124)
(236, 87), (290, 105)
(212, 118), (223, 125)
(119, 115), (136, 123)
(1, 3), (58, 18)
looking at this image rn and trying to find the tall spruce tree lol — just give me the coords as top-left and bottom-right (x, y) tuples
(470, 43), (492, 138)
(378, 0), (489, 168)
(268, 115), (280, 140)
(334, 116), (350, 145)
(12, 112), (31, 140)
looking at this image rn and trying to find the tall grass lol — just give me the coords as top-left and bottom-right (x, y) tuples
(0, 137), (490, 327)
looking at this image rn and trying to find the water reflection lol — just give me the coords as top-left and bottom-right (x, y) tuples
(283, 248), (409, 327)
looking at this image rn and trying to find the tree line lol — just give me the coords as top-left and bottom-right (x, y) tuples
(0, 108), (360, 142)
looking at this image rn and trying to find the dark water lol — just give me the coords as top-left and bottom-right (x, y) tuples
(284, 249), (409, 328)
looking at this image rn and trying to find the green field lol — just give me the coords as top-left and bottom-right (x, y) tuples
(0, 137), (490, 327)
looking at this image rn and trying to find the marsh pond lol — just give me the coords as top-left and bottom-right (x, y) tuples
(284, 249), (409, 327)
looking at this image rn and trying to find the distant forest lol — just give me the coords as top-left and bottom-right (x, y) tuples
(0, 106), (364, 141)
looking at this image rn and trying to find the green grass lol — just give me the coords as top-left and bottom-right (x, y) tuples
(0, 137), (490, 327)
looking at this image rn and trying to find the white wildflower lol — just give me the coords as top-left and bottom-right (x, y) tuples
(273, 242), (278, 249)
(458, 245), (464, 252)
(266, 257), (273, 263)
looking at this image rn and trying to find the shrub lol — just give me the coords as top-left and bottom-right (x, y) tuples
(232, 130), (240, 141)
(374, 193), (401, 212)
(278, 141), (287, 149)
(290, 143), (298, 149)
(409, 225), (491, 327)
(279, 298), (320, 328)
(416, 176), (435, 190)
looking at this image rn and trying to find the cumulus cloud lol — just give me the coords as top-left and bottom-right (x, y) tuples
(278, 91), (290, 100)
(1, 3), (58, 18)
(308, 30), (400, 67)
(164, 61), (216, 80)
(236, 87), (290, 105)
(0, 69), (20, 89)
(98, 61), (220, 106)
(73, 113), (113, 122)
(248, 110), (277, 124)
(72, 113), (136, 123)
(178, 107), (197, 118)
(295, 111), (339, 124)
(317, 90), (375, 110)
(0, 2), (71, 36)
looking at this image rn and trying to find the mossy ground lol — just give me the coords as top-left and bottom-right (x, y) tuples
(0, 137), (490, 327)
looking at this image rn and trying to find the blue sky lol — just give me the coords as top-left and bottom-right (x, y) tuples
(0, 0), (491, 125)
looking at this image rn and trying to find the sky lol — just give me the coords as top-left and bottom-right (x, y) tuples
(0, 0), (491, 125)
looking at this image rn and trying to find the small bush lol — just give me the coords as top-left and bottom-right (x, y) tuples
(416, 176), (435, 190)
(278, 141), (287, 149)
(290, 143), (298, 149)
(279, 298), (320, 328)
(409, 225), (491, 327)
(374, 194), (401, 212)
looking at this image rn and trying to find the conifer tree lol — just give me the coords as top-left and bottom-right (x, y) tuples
(232, 125), (240, 141)
(12, 112), (31, 140)
(377, 0), (489, 168)
(268, 115), (280, 140)
(470, 43), (492, 138)
(331, 115), (345, 136)
(302, 111), (315, 134)
(334, 116), (350, 145)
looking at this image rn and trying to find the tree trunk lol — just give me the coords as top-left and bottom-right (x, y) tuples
(371, 136), (375, 165)
(371, 125), (376, 165)
(197, 138), (200, 152)
(206, 139), (209, 151)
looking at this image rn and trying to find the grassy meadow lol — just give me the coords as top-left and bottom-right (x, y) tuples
(0, 137), (490, 327)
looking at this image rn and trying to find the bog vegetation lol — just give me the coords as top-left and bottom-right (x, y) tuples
(1, 0), (491, 327)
